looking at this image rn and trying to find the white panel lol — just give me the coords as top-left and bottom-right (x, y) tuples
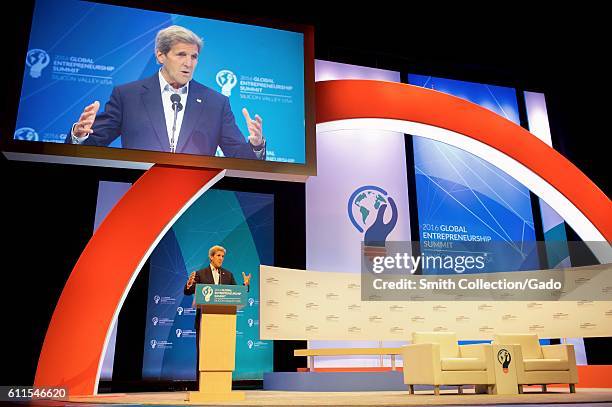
(318, 119), (610, 259)
(308, 60), (407, 367)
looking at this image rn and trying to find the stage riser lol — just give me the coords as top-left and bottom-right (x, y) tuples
(264, 372), (466, 392)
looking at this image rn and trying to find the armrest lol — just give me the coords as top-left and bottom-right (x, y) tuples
(542, 344), (577, 382)
(401, 343), (442, 384)
(542, 344), (573, 361)
(460, 343), (495, 383)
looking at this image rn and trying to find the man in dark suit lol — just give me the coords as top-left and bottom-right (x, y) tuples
(184, 245), (237, 291)
(66, 25), (266, 159)
(183, 245), (250, 385)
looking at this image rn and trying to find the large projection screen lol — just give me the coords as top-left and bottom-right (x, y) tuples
(4, 0), (315, 175)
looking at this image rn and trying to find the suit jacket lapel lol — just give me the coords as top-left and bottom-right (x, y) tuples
(200, 266), (214, 284)
(141, 75), (171, 152)
(176, 82), (206, 153)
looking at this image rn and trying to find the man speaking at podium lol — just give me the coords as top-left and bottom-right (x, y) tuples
(183, 245), (250, 384)
(66, 25), (266, 159)
(184, 245), (238, 290)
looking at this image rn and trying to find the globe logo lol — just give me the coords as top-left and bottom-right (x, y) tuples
(202, 286), (214, 302)
(216, 69), (237, 97)
(150, 340), (157, 349)
(154, 295), (160, 304)
(348, 186), (398, 246)
(26, 49), (50, 78)
(14, 127), (39, 142)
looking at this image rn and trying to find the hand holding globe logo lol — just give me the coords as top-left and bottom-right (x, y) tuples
(348, 185), (398, 247)
(216, 69), (237, 96)
(26, 49), (50, 78)
(202, 285), (214, 302)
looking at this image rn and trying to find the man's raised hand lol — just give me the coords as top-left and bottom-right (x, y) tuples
(187, 271), (197, 287)
(242, 271), (251, 286)
(242, 108), (264, 147)
(74, 101), (100, 138)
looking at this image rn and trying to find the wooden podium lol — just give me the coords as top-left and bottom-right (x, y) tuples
(187, 284), (247, 402)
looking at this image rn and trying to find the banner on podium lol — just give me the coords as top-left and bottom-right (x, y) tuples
(195, 284), (247, 307)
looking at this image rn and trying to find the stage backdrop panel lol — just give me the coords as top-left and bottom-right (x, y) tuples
(407, 74), (539, 273)
(94, 181), (273, 381)
(523, 90), (585, 363)
(260, 265), (612, 341)
(307, 60), (410, 367)
(524, 91), (571, 269)
(143, 189), (274, 380)
(94, 181), (132, 380)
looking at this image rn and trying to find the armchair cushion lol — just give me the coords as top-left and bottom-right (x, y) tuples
(441, 357), (486, 371)
(523, 359), (569, 371)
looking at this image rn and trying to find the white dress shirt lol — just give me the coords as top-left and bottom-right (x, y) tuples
(211, 265), (220, 285)
(158, 71), (188, 152)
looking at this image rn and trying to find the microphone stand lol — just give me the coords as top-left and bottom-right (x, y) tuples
(170, 93), (183, 153)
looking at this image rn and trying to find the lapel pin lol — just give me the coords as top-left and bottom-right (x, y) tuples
(196, 98), (202, 103)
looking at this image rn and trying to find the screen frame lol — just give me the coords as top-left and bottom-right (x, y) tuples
(2, 0), (316, 176)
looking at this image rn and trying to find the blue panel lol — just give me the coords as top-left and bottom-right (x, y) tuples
(264, 372), (466, 392)
(264, 372), (406, 391)
(97, 188), (274, 380)
(408, 74), (539, 273)
(138, 189), (274, 380)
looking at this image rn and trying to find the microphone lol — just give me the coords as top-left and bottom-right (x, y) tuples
(169, 93), (183, 153)
(170, 93), (183, 111)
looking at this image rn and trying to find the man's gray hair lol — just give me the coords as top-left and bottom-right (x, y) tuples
(155, 25), (203, 55)
(209, 245), (226, 258)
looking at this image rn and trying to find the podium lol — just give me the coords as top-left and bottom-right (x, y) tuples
(187, 284), (247, 402)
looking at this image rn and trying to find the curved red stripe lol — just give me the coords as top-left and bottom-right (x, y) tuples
(315, 80), (612, 241)
(34, 165), (223, 395)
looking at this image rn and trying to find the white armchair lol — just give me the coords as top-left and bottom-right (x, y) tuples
(402, 332), (495, 395)
(493, 334), (578, 393)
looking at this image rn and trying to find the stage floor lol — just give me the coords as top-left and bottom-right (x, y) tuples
(27, 388), (612, 406)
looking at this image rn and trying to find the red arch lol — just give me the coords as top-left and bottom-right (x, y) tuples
(35, 80), (611, 397)
(316, 80), (612, 241)
(34, 166), (223, 395)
